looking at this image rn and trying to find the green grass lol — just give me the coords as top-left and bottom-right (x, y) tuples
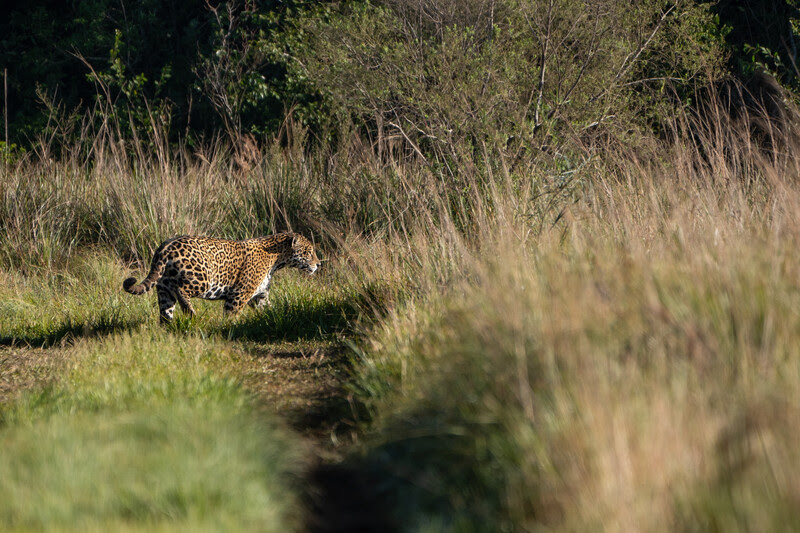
(0, 255), (147, 346)
(0, 404), (301, 532)
(0, 330), (306, 532)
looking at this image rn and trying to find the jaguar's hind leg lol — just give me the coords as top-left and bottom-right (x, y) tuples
(156, 283), (177, 323)
(175, 287), (196, 318)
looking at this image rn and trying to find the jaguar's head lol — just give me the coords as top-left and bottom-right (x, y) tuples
(291, 234), (321, 274)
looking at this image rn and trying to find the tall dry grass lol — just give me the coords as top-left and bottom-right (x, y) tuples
(347, 99), (800, 530)
(0, 114), (426, 272)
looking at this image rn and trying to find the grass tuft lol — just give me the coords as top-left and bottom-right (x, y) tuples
(0, 254), (148, 347)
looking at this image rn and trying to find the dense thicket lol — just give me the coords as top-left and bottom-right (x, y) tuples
(1, 0), (799, 153)
(0, 0), (297, 145)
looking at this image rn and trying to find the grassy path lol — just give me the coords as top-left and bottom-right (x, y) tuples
(233, 342), (394, 532)
(238, 342), (357, 449)
(0, 338), (388, 532)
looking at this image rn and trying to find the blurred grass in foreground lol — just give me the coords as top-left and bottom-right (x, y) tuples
(348, 123), (800, 530)
(0, 328), (305, 532)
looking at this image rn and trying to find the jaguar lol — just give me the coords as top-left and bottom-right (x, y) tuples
(123, 232), (320, 322)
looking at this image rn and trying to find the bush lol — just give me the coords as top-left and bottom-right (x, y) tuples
(273, 0), (727, 170)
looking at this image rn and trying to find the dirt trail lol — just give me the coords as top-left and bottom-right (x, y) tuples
(239, 344), (359, 449)
(237, 343), (395, 532)
(0, 346), (70, 405)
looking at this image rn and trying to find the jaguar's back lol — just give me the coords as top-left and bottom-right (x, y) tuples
(123, 232), (320, 322)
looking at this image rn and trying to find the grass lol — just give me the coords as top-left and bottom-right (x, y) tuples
(343, 134), (800, 530)
(3, 89), (800, 531)
(0, 405), (300, 532)
(0, 330), (306, 532)
(0, 254), (146, 346)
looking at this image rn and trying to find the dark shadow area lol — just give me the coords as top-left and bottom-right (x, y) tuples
(293, 367), (399, 532)
(304, 428), (508, 533)
(0, 317), (144, 348)
(240, 341), (393, 532)
(304, 461), (398, 533)
(304, 399), (519, 532)
(286, 392), (355, 438)
(220, 294), (367, 344)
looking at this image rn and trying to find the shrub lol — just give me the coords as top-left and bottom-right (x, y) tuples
(272, 0), (727, 170)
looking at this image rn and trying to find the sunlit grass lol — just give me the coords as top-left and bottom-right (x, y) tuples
(0, 404), (302, 532)
(0, 254), (148, 346)
(347, 140), (800, 530)
(0, 330), (305, 532)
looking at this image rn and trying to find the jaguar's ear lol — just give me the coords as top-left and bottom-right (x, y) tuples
(291, 233), (298, 247)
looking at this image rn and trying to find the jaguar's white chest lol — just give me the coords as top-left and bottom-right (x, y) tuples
(253, 272), (272, 297)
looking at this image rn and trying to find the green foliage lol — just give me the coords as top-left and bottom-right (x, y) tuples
(271, 0), (728, 168)
(633, 2), (729, 119)
(0, 0), (729, 148)
(0, 142), (25, 165)
(5, 0), (800, 150)
(195, 1), (277, 139)
(86, 29), (173, 142)
(713, 1), (800, 91)
(92, 30), (150, 102)
(0, 0), (215, 144)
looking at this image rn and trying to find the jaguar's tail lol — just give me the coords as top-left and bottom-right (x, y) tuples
(123, 251), (167, 295)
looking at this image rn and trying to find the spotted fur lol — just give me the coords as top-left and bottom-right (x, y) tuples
(123, 232), (320, 322)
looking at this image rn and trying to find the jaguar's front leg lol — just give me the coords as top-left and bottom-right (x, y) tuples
(248, 271), (272, 310)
